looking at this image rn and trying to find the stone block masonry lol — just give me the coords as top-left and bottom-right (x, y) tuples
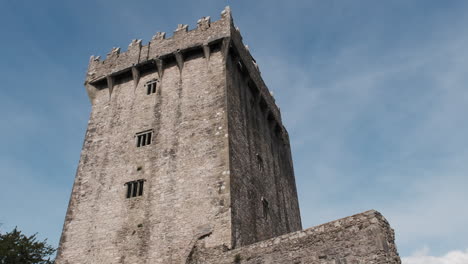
(189, 210), (401, 264)
(56, 6), (401, 264)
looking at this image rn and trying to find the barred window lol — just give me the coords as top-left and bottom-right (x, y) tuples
(146, 80), (157, 95)
(136, 130), (153, 147)
(125, 180), (145, 198)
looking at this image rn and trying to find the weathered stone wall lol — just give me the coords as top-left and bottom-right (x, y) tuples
(56, 48), (232, 264)
(189, 210), (401, 264)
(85, 12), (231, 84)
(57, 6), (401, 264)
(226, 46), (302, 248)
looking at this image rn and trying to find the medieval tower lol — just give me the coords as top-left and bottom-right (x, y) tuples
(57, 7), (401, 264)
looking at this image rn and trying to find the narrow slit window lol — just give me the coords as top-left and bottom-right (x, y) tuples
(125, 179), (145, 198)
(146, 132), (152, 145)
(126, 184), (132, 198)
(146, 80), (157, 95)
(261, 197), (269, 219)
(137, 134), (143, 147)
(136, 130), (153, 147)
(132, 182), (138, 197)
(138, 181), (144, 196)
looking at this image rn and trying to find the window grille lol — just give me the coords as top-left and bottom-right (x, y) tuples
(125, 180), (145, 198)
(136, 130), (153, 147)
(146, 80), (157, 95)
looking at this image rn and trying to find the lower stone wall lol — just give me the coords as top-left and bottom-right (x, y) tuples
(189, 210), (401, 264)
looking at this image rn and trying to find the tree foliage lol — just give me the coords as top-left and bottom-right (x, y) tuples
(0, 227), (55, 264)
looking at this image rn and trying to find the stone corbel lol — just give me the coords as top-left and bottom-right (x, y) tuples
(174, 50), (184, 74)
(203, 44), (211, 62)
(106, 75), (114, 99)
(155, 58), (164, 80)
(131, 66), (140, 91)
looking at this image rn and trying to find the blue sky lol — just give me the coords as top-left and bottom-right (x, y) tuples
(1, 0), (467, 262)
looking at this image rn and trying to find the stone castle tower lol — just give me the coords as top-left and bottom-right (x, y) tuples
(57, 7), (401, 264)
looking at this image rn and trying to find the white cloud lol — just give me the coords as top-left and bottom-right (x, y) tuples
(403, 248), (468, 264)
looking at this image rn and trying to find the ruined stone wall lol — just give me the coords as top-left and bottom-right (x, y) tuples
(56, 49), (232, 264)
(189, 210), (401, 264)
(226, 44), (302, 248)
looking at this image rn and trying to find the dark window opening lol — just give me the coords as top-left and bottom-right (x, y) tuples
(261, 197), (269, 219)
(125, 179), (145, 198)
(136, 130), (153, 147)
(146, 80), (157, 95)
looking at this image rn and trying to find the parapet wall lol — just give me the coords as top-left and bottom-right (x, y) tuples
(188, 210), (401, 264)
(85, 6), (286, 144)
(86, 9), (231, 83)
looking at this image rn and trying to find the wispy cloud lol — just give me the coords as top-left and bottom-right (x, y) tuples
(250, 1), (468, 256)
(403, 248), (468, 264)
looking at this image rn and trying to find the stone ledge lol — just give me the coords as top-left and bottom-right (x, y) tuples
(189, 210), (401, 264)
(84, 6), (285, 138)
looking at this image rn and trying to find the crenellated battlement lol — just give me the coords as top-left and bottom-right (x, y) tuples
(58, 6), (401, 263)
(86, 7), (233, 84)
(197, 16), (211, 30)
(85, 6), (285, 137)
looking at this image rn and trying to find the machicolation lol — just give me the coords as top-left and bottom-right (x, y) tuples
(56, 7), (401, 264)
